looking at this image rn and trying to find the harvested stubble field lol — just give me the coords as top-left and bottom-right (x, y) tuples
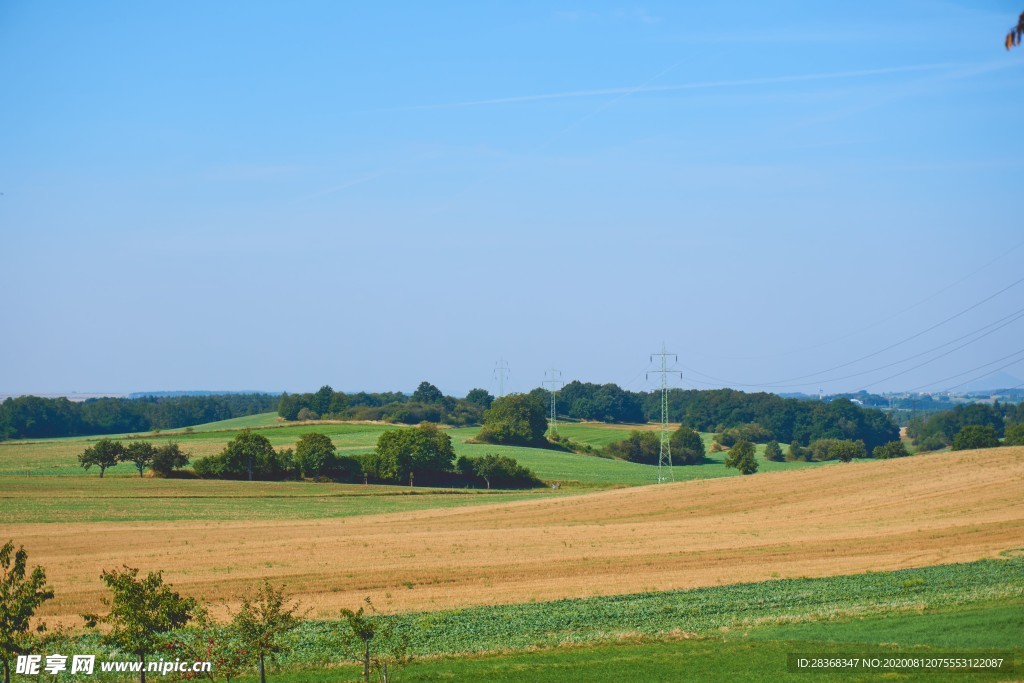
(10, 446), (1023, 625)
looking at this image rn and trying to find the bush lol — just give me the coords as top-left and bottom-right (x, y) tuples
(951, 425), (999, 451)
(476, 394), (548, 446)
(669, 426), (705, 465)
(604, 431), (660, 464)
(808, 439), (866, 462)
(714, 423), (772, 448)
(296, 407), (320, 421)
(456, 454), (541, 489)
(872, 440), (910, 459)
(916, 434), (949, 452)
(785, 442), (807, 462)
(151, 442), (190, 477)
(763, 440), (783, 462)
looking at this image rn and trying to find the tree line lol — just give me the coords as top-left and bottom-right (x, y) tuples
(276, 382), (492, 427)
(1, 540), (409, 683)
(0, 394), (278, 441)
(280, 382), (900, 452)
(906, 401), (1024, 452)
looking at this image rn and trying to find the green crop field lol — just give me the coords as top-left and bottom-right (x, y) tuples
(41, 559), (1023, 682)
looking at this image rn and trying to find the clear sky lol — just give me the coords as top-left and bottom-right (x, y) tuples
(2, 1), (1023, 397)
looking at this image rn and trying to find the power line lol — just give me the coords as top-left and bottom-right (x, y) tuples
(543, 368), (563, 435)
(672, 274), (1024, 390)
(682, 237), (1024, 362)
(907, 348), (1024, 394)
(647, 343), (682, 484)
(493, 358), (510, 397)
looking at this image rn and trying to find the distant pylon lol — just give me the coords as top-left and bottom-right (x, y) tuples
(494, 358), (510, 397)
(543, 369), (563, 435)
(647, 342), (682, 484)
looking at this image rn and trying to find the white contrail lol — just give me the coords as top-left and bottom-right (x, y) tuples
(395, 62), (962, 111)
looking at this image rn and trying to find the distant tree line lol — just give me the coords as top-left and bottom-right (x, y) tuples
(277, 383), (492, 427)
(521, 384), (898, 452)
(0, 394), (278, 441)
(283, 381), (900, 452)
(906, 402), (1024, 452)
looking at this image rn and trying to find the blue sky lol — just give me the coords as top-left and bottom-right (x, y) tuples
(1, 1), (1022, 397)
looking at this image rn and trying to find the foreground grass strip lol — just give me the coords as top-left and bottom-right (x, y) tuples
(279, 558), (1024, 666)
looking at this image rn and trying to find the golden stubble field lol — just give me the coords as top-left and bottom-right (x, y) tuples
(10, 447), (1024, 624)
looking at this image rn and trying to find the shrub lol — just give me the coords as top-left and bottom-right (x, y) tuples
(763, 440), (783, 462)
(808, 439), (866, 462)
(951, 425), (999, 451)
(670, 426), (705, 465)
(456, 454), (541, 489)
(604, 431), (660, 464)
(872, 440), (910, 459)
(1006, 423), (1024, 446)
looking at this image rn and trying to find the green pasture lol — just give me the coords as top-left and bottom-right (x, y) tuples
(0, 414), (831, 491)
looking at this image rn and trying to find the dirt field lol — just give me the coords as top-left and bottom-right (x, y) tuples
(11, 447), (1024, 623)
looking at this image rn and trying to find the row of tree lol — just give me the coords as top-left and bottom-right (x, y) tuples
(0, 394), (278, 441)
(0, 541), (403, 683)
(184, 422), (541, 489)
(78, 440), (190, 478)
(277, 383), (901, 452)
(276, 383), (492, 427)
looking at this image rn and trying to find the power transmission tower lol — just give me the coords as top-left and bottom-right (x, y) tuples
(647, 343), (682, 484)
(543, 369), (563, 436)
(493, 358), (510, 397)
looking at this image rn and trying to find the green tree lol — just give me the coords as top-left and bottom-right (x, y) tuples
(951, 425), (1000, 451)
(0, 541), (54, 683)
(83, 566), (196, 683)
(232, 581), (301, 683)
(122, 441), (155, 478)
(340, 599), (411, 683)
(151, 442), (190, 477)
(476, 394), (548, 446)
(367, 423), (455, 484)
(724, 440), (758, 475)
(456, 454), (540, 489)
(1005, 423), (1024, 446)
(411, 381), (444, 405)
(785, 441), (807, 462)
(670, 426), (706, 465)
(78, 438), (125, 477)
(464, 388), (494, 409)
(295, 433), (336, 479)
(808, 438), (867, 462)
(873, 440), (910, 459)
(222, 430), (276, 481)
(763, 440), (783, 462)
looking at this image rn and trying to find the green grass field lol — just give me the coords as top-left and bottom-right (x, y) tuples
(0, 414), (829, 487)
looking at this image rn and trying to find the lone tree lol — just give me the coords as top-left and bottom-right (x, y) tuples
(79, 438), (125, 477)
(84, 566), (196, 683)
(670, 426), (706, 465)
(476, 393), (548, 446)
(724, 440), (758, 475)
(122, 441), (155, 478)
(295, 432), (336, 479)
(340, 599), (411, 683)
(150, 442), (190, 477)
(1, 541), (54, 683)
(951, 425), (1000, 451)
(232, 581), (302, 683)
(411, 381), (444, 405)
(222, 430), (276, 481)
(366, 422), (455, 484)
